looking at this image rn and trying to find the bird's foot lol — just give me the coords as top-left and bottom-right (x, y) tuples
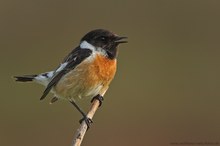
(79, 116), (93, 129)
(91, 94), (104, 107)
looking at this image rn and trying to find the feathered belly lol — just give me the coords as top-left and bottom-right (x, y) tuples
(54, 54), (117, 100)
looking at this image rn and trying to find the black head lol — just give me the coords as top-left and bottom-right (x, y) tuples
(80, 29), (127, 59)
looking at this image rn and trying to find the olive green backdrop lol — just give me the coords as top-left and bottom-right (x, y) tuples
(1, 0), (220, 146)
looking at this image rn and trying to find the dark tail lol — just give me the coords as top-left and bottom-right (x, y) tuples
(14, 75), (37, 82)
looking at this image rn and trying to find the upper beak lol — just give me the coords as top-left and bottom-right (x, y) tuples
(114, 36), (128, 44)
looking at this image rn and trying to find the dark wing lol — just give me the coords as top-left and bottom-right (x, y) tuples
(40, 47), (92, 100)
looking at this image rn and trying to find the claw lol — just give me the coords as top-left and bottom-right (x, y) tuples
(79, 116), (93, 129)
(91, 94), (104, 107)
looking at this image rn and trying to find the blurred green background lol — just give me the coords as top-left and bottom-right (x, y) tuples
(1, 0), (220, 146)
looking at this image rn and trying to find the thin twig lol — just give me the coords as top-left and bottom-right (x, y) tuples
(72, 92), (106, 146)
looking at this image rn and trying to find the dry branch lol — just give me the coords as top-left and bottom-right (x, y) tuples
(72, 92), (106, 146)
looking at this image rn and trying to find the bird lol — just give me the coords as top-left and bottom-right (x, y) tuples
(14, 29), (127, 127)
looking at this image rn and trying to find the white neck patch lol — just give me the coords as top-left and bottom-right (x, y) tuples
(80, 40), (107, 56)
(80, 41), (96, 51)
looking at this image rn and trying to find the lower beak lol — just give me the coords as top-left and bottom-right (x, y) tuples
(115, 36), (128, 44)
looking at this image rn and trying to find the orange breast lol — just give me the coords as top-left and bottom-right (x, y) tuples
(85, 54), (117, 88)
(54, 54), (117, 99)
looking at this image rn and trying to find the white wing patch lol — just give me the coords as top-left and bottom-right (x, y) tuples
(55, 62), (68, 72)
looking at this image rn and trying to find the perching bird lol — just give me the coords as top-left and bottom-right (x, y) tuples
(14, 29), (127, 127)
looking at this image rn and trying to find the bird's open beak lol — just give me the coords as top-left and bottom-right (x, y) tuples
(115, 36), (128, 44)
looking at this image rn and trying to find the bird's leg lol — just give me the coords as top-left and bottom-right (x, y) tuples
(91, 94), (104, 107)
(69, 100), (93, 129)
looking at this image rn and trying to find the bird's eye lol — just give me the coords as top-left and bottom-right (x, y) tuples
(99, 36), (107, 42)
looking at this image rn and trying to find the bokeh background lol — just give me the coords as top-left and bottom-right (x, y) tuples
(1, 0), (220, 146)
